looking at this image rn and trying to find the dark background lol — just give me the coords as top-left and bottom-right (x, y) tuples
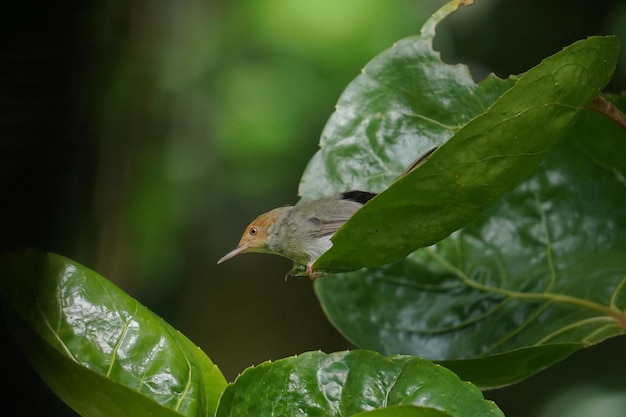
(2, 1), (626, 416)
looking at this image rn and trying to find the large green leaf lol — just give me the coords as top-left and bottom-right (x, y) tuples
(299, 0), (618, 273)
(352, 406), (453, 417)
(215, 350), (503, 417)
(300, 0), (516, 202)
(315, 97), (626, 388)
(0, 252), (227, 417)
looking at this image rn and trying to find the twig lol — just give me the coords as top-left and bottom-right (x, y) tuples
(587, 96), (626, 130)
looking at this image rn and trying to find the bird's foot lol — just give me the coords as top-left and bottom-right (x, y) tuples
(306, 262), (331, 280)
(285, 263), (330, 280)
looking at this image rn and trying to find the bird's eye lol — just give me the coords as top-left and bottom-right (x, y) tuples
(249, 227), (258, 236)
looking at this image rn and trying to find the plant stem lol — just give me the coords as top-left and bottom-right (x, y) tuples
(587, 95), (626, 130)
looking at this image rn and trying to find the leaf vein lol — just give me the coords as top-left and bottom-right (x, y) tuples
(483, 302), (551, 354)
(610, 272), (626, 311)
(577, 142), (626, 189)
(107, 316), (130, 377)
(426, 248), (624, 328)
(535, 316), (618, 344)
(37, 299), (77, 361)
(168, 327), (194, 412)
(533, 189), (557, 291)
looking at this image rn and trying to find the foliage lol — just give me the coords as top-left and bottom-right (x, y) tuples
(1, 252), (226, 417)
(314, 96), (626, 388)
(1, 252), (501, 417)
(303, 13), (618, 271)
(1, 1), (625, 416)
(216, 350), (502, 417)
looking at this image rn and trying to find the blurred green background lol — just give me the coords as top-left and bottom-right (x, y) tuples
(3, 1), (626, 416)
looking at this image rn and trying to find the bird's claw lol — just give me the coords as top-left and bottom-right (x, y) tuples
(285, 263), (330, 280)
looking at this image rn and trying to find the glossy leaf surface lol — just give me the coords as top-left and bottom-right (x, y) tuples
(300, 0), (515, 201)
(352, 406), (452, 417)
(0, 252), (227, 417)
(298, 0), (618, 272)
(315, 97), (626, 387)
(215, 350), (503, 417)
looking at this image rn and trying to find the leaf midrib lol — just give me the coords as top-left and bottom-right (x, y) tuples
(425, 248), (626, 324)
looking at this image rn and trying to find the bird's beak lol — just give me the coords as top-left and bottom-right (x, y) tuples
(217, 242), (252, 264)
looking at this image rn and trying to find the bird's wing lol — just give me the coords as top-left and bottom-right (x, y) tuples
(340, 190), (376, 204)
(306, 217), (348, 238)
(303, 191), (376, 238)
(397, 146), (438, 178)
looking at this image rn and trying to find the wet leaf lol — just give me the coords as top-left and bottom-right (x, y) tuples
(298, 0), (618, 272)
(0, 251), (227, 417)
(352, 406), (452, 417)
(215, 350), (503, 417)
(315, 97), (626, 387)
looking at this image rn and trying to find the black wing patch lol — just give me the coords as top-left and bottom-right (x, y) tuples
(340, 191), (377, 205)
(399, 146), (438, 177)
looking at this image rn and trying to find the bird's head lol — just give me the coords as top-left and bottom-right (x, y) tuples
(217, 207), (288, 264)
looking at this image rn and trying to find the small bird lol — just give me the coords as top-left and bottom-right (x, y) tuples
(217, 147), (437, 278)
(218, 191), (376, 278)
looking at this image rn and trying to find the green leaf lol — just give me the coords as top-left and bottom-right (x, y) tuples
(300, 0), (515, 200)
(315, 96), (626, 387)
(352, 405), (453, 417)
(215, 350), (503, 417)
(0, 251), (227, 417)
(439, 343), (584, 389)
(299, 0), (619, 272)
